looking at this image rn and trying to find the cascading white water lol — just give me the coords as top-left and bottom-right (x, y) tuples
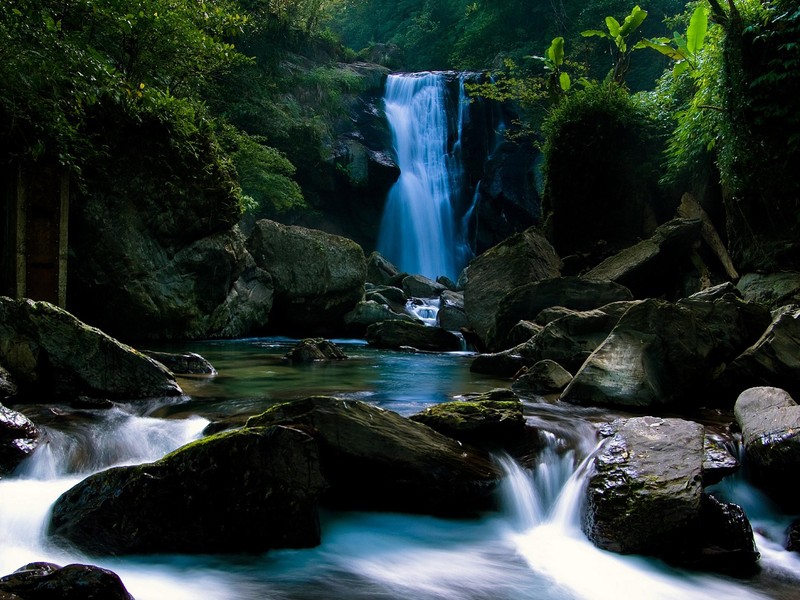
(377, 73), (465, 281)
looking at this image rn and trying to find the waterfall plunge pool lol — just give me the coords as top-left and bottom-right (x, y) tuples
(3, 338), (799, 600)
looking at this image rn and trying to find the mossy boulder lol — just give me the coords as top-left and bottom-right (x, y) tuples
(48, 425), (325, 555)
(583, 417), (705, 558)
(246, 396), (501, 515)
(0, 297), (181, 401)
(409, 389), (525, 448)
(142, 350), (216, 375)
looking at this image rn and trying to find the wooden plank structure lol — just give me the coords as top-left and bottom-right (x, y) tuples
(0, 163), (69, 307)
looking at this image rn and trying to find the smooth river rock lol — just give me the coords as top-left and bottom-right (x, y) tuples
(0, 403), (39, 476)
(365, 320), (462, 352)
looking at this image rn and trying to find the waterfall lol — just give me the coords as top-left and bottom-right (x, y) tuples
(377, 73), (467, 281)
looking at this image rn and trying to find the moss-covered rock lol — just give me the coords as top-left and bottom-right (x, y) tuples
(246, 396), (501, 515)
(0, 297), (181, 401)
(48, 425), (325, 555)
(409, 388), (525, 448)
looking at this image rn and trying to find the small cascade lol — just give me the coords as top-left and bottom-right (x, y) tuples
(405, 297), (440, 327)
(377, 73), (465, 281)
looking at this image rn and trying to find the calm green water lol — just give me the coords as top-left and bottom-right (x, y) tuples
(150, 337), (508, 422)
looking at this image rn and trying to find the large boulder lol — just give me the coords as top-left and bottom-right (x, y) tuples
(48, 425), (325, 555)
(471, 301), (637, 378)
(512, 360), (573, 394)
(365, 321), (462, 352)
(0, 562), (134, 600)
(366, 251), (401, 286)
(720, 305), (800, 399)
(562, 295), (767, 410)
(402, 275), (446, 298)
(583, 417), (704, 558)
(0, 298), (182, 401)
(409, 388), (525, 449)
(487, 277), (633, 350)
(734, 386), (800, 509)
(246, 397), (501, 515)
(247, 220), (366, 336)
(1, 403), (39, 476)
(463, 227), (561, 349)
(583, 218), (703, 298)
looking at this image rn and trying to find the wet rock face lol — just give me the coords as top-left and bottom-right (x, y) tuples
(0, 297), (182, 401)
(0, 562), (135, 600)
(0, 403), (39, 476)
(143, 350), (217, 375)
(246, 396), (501, 515)
(583, 417), (705, 557)
(48, 426), (326, 555)
(693, 494), (760, 574)
(734, 386), (800, 510)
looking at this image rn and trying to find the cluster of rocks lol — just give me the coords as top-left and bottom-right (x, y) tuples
(0, 562), (134, 600)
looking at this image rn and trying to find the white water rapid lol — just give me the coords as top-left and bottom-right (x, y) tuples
(377, 72), (467, 281)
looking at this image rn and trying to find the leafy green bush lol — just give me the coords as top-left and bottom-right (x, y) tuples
(542, 83), (668, 257)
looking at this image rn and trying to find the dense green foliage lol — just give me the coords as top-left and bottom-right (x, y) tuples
(0, 0), (360, 217)
(542, 84), (668, 257)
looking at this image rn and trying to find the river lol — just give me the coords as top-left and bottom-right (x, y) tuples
(2, 338), (799, 599)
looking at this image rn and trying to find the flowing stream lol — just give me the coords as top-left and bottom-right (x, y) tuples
(377, 72), (467, 281)
(2, 338), (799, 599)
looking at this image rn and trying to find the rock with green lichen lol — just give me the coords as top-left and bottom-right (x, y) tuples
(246, 396), (501, 515)
(409, 388), (525, 448)
(48, 425), (325, 555)
(0, 297), (182, 401)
